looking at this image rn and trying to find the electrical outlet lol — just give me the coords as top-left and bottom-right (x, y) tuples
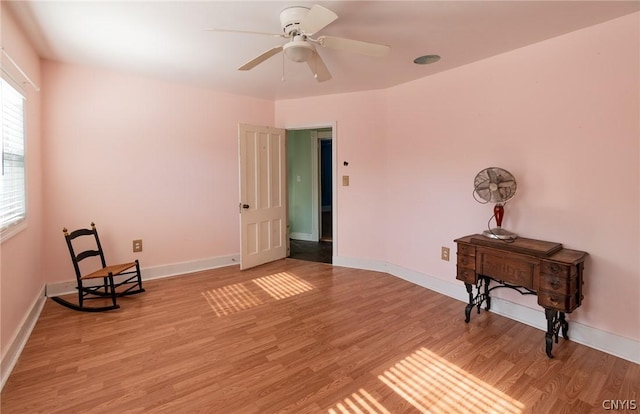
(133, 239), (143, 253)
(441, 246), (450, 261)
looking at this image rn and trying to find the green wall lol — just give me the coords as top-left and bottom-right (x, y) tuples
(287, 130), (313, 238)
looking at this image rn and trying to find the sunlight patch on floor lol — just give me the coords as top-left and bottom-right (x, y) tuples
(201, 283), (263, 317)
(202, 272), (314, 316)
(378, 347), (524, 414)
(253, 271), (314, 300)
(327, 388), (391, 414)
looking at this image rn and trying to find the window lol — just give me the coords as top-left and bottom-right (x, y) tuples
(1, 77), (26, 240)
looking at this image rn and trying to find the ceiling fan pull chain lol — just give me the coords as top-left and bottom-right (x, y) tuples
(312, 53), (317, 78)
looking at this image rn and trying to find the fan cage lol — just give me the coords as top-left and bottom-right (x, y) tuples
(473, 167), (517, 204)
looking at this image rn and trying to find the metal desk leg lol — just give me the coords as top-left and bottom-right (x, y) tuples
(545, 308), (568, 358)
(464, 283), (474, 323)
(464, 277), (491, 323)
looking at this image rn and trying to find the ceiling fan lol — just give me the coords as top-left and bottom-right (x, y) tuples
(206, 5), (391, 82)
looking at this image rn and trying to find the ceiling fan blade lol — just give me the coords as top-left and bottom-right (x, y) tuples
(307, 52), (332, 82)
(317, 36), (390, 57)
(205, 28), (285, 38)
(300, 5), (338, 35)
(238, 45), (284, 71)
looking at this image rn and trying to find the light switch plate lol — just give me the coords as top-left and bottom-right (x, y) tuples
(342, 175), (349, 186)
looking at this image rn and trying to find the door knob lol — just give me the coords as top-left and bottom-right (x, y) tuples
(242, 204), (250, 209)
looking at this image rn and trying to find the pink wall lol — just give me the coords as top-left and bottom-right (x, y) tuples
(277, 13), (640, 341)
(41, 62), (274, 282)
(275, 90), (388, 261)
(0, 6), (44, 358)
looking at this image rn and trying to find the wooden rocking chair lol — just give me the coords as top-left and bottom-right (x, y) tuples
(51, 222), (145, 312)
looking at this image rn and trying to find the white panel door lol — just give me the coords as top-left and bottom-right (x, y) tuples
(238, 124), (287, 270)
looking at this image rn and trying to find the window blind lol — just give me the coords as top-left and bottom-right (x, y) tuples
(1, 77), (26, 230)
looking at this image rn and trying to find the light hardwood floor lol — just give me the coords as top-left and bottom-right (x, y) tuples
(2, 259), (638, 413)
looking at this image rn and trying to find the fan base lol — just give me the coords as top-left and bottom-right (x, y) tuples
(483, 228), (518, 240)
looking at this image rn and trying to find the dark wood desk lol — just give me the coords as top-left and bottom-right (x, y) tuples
(454, 234), (587, 358)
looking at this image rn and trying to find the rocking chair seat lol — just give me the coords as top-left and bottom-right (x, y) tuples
(81, 262), (137, 280)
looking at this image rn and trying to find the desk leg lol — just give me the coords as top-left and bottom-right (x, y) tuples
(560, 312), (569, 340)
(545, 309), (556, 358)
(464, 283), (474, 323)
(484, 277), (491, 311)
(544, 309), (569, 358)
(464, 278), (491, 323)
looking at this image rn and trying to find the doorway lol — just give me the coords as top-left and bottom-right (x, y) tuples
(287, 128), (333, 264)
(319, 138), (332, 242)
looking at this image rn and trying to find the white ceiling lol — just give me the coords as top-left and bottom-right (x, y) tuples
(6, 1), (640, 100)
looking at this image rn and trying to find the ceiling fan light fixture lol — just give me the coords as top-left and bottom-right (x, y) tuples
(414, 54), (441, 65)
(283, 38), (315, 62)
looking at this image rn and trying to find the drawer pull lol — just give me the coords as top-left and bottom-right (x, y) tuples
(550, 263), (560, 273)
(549, 296), (558, 304)
(550, 279), (561, 289)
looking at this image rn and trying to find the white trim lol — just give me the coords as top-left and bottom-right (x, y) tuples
(1, 285), (46, 391)
(46, 254), (240, 297)
(334, 255), (640, 364)
(290, 232), (315, 241)
(1, 47), (40, 91)
(333, 255), (387, 273)
(331, 123), (337, 256)
(141, 254), (240, 281)
(310, 131), (319, 242)
(0, 219), (28, 243)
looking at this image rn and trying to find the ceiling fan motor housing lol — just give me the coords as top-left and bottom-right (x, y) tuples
(280, 6), (309, 36)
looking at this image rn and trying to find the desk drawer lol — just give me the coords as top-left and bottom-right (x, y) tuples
(457, 254), (475, 269)
(458, 244), (476, 257)
(481, 253), (534, 289)
(541, 261), (575, 277)
(456, 267), (477, 284)
(538, 291), (577, 312)
(540, 274), (577, 295)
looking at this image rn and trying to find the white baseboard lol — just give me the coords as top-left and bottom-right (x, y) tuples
(46, 254), (240, 297)
(290, 232), (315, 242)
(334, 255), (640, 364)
(1, 285), (46, 391)
(141, 254), (240, 281)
